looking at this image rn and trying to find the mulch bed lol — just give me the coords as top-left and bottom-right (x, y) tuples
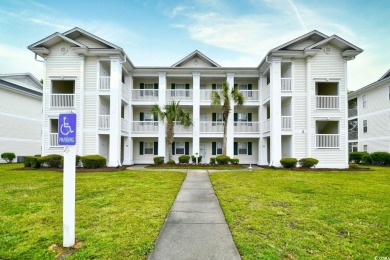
(259, 165), (372, 171)
(12, 166), (128, 173)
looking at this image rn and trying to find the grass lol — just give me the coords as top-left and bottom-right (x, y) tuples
(0, 163), (185, 259)
(210, 167), (390, 259)
(145, 164), (245, 170)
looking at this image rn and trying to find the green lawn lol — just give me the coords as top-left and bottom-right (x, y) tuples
(0, 164), (185, 259)
(210, 167), (390, 259)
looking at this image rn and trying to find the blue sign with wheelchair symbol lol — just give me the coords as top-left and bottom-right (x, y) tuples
(58, 113), (76, 145)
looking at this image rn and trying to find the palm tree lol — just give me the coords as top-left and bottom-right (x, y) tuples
(152, 101), (192, 160)
(211, 82), (245, 155)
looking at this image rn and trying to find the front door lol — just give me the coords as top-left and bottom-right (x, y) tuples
(200, 143), (207, 163)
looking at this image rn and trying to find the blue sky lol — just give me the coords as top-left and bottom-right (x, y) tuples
(0, 0), (389, 90)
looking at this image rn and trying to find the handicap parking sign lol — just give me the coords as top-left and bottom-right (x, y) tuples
(58, 113), (76, 146)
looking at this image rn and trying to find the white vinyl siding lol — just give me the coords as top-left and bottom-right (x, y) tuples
(362, 95), (367, 108)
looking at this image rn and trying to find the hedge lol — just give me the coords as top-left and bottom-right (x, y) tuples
(167, 159), (176, 165)
(81, 155), (106, 168)
(299, 158), (319, 168)
(229, 158), (239, 165)
(349, 152), (369, 163)
(1, 152), (16, 163)
(153, 157), (164, 165)
(370, 152), (390, 165)
(280, 158), (298, 168)
(39, 154), (62, 168)
(210, 157), (216, 165)
(191, 155), (202, 163)
(216, 155), (230, 165)
(179, 155), (190, 164)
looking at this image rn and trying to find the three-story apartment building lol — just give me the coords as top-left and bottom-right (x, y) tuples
(348, 69), (390, 153)
(29, 27), (362, 168)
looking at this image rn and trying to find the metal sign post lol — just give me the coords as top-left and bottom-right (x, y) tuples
(58, 113), (77, 247)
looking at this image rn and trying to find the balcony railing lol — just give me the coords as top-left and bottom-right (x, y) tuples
(200, 121), (224, 133)
(316, 96), (339, 109)
(234, 122), (260, 132)
(348, 131), (358, 140)
(281, 78), (292, 91)
(132, 89), (159, 101)
(98, 115), (110, 130)
(200, 90), (212, 101)
(241, 90), (259, 101)
(132, 121), (158, 133)
(263, 83), (270, 100)
(281, 116), (292, 129)
(262, 119), (270, 132)
(100, 76), (110, 90)
(49, 133), (59, 147)
(167, 90), (193, 101)
(121, 118), (129, 133)
(174, 121), (193, 133)
(51, 94), (74, 108)
(316, 134), (339, 148)
(122, 83), (130, 99)
(348, 108), (357, 117)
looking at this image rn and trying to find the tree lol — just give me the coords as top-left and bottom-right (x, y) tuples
(211, 82), (245, 155)
(152, 101), (192, 160)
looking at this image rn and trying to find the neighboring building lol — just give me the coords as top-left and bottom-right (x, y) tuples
(0, 73), (42, 161)
(28, 27), (362, 168)
(348, 69), (390, 153)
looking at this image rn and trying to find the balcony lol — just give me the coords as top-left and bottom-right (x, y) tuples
(122, 83), (130, 100)
(348, 108), (357, 117)
(200, 121), (224, 133)
(167, 90), (193, 101)
(281, 116), (292, 130)
(132, 121), (158, 134)
(234, 122), (260, 133)
(98, 115), (110, 130)
(132, 89), (159, 101)
(241, 90), (259, 101)
(316, 96), (339, 109)
(262, 83), (270, 100)
(100, 76), (110, 90)
(349, 131), (358, 140)
(121, 118), (129, 133)
(51, 94), (74, 108)
(49, 133), (59, 147)
(174, 121), (193, 133)
(200, 90), (212, 101)
(262, 119), (270, 132)
(316, 134), (339, 148)
(281, 78), (292, 91)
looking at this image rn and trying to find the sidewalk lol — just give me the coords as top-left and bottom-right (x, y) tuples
(148, 170), (241, 260)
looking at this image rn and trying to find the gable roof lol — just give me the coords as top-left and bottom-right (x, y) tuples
(0, 73), (42, 97)
(271, 30), (328, 51)
(171, 50), (221, 67)
(379, 69), (390, 81)
(62, 27), (122, 50)
(349, 68), (390, 99)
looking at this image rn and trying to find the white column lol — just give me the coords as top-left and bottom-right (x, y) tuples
(270, 57), (282, 167)
(343, 60), (349, 168)
(226, 73), (235, 157)
(258, 74), (268, 165)
(306, 57), (312, 158)
(158, 72), (167, 160)
(79, 55), (85, 156)
(125, 73), (133, 165)
(108, 57), (122, 167)
(192, 72), (200, 157)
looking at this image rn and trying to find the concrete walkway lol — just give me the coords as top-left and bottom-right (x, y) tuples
(148, 170), (241, 260)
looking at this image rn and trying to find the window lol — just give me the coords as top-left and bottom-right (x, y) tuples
(140, 83), (158, 97)
(348, 142), (358, 152)
(143, 112), (154, 121)
(140, 112), (157, 126)
(217, 142), (222, 155)
(212, 142), (223, 155)
(234, 142), (252, 155)
(363, 145), (368, 152)
(144, 84), (155, 96)
(362, 95), (367, 108)
(238, 142), (248, 154)
(234, 113), (252, 126)
(175, 142), (185, 155)
(212, 113), (224, 126)
(239, 84), (252, 97)
(172, 83), (189, 97)
(144, 142), (154, 155)
(363, 120), (368, 133)
(212, 84), (222, 90)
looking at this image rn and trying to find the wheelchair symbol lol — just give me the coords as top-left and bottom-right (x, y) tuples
(60, 116), (74, 136)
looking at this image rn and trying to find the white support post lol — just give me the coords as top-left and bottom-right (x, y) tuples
(63, 145), (76, 247)
(258, 75), (268, 165)
(343, 60), (349, 168)
(192, 72), (200, 158)
(158, 72), (167, 160)
(226, 73), (235, 158)
(306, 57), (312, 158)
(124, 74), (133, 165)
(270, 58), (282, 167)
(108, 57), (122, 167)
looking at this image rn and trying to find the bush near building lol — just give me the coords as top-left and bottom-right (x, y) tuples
(280, 158), (298, 168)
(81, 155), (106, 168)
(298, 158), (319, 168)
(1, 153), (16, 163)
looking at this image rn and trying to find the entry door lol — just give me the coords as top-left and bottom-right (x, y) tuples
(200, 143), (207, 163)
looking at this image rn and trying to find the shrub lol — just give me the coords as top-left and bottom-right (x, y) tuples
(178, 155), (190, 164)
(81, 155), (106, 168)
(34, 154), (41, 157)
(167, 159), (175, 165)
(30, 157), (41, 168)
(229, 158), (239, 165)
(280, 158), (298, 168)
(299, 158), (319, 168)
(370, 152), (390, 165)
(153, 156), (164, 165)
(210, 157), (216, 165)
(1, 152), (16, 163)
(349, 152), (369, 163)
(60, 155), (82, 167)
(362, 154), (371, 165)
(191, 155), (202, 163)
(39, 154), (62, 168)
(216, 155), (230, 165)
(23, 156), (32, 167)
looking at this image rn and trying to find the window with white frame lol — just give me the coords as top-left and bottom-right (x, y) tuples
(144, 83), (155, 96)
(144, 142), (154, 155)
(362, 95), (367, 108)
(238, 142), (248, 155)
(175, 142), (185, 155)
(363, 144), (368, 152)
(143, 112), (154, 121)
(217, 142), (222, 155)
(174, 84), (186, 97)
(212, 84), (222, 90)
(349, 142), (358, 152)
(216, 113), (224, 125)
(363, 120), (368, 133)
(239, 84), (252, 97)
